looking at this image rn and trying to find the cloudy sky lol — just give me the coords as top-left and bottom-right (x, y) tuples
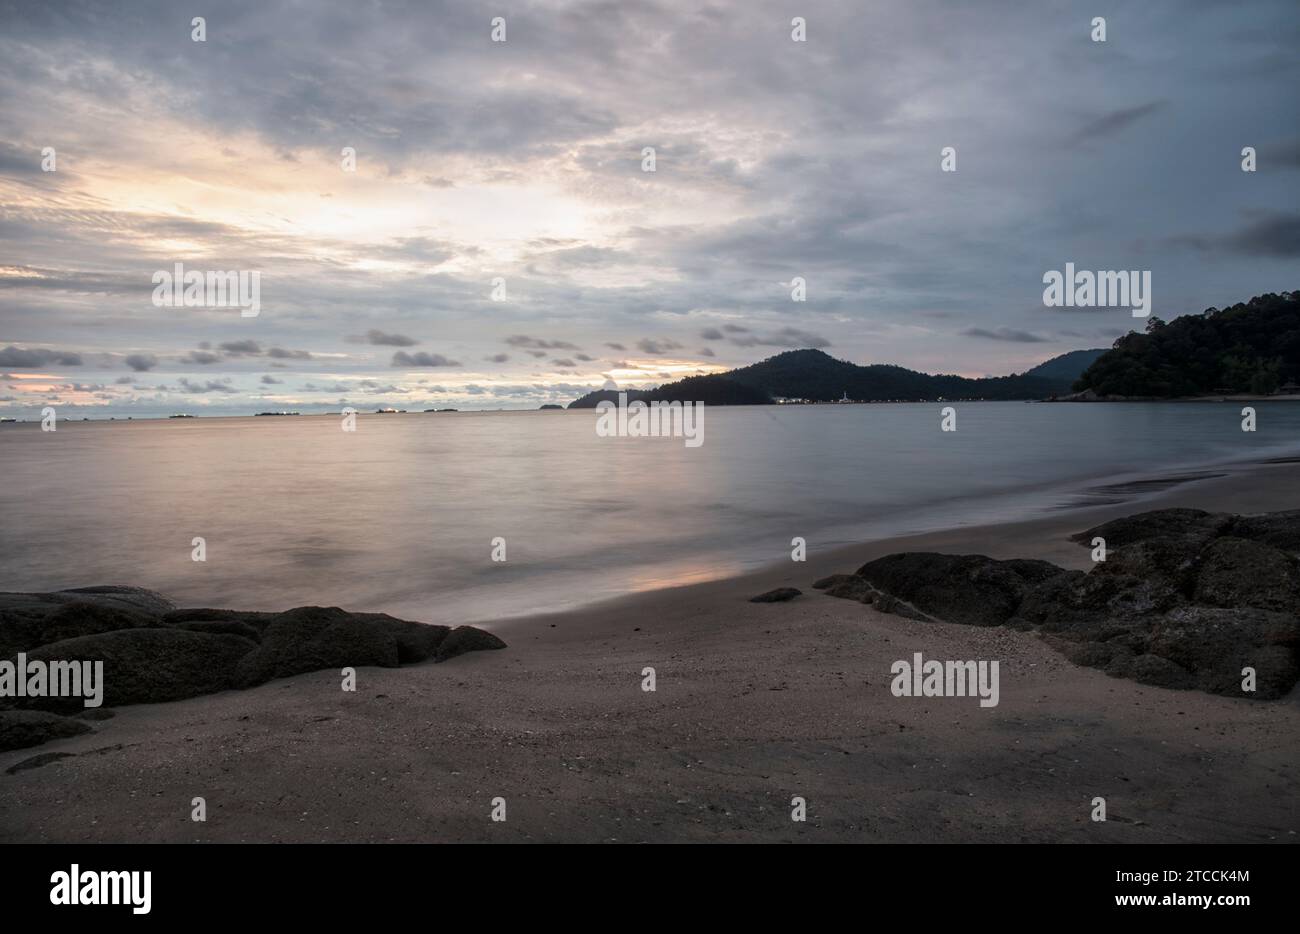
(1, 0), (1297, 415)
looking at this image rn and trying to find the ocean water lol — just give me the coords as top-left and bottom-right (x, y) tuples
(2, 402), (1298, 625)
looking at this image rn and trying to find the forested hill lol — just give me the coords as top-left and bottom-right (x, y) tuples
(1073, 291), (1300, 396)
(568, 347), (1103, 407)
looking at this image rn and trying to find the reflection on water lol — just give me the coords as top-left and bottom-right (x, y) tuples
(1, 402), (1297, 625)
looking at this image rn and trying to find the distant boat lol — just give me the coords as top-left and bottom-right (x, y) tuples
(375, 408), (406, 414)
(423, 408), (459, 413)
(255, 411), (301, 416)
(0, 417), (16, 423)
(168, 414), (196, 418)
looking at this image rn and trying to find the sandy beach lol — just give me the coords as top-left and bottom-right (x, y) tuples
(2, 461), (1298, 844)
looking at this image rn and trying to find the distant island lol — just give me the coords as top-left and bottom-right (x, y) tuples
(567, 347), (1106, 408)
(1070, 290), (1299, 399)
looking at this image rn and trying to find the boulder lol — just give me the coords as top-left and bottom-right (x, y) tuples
(0, 601), (161, 658)
(436, 625), (507, 662)
(1225, 509), (1300, 554)
(854, 553), (1068, 627)
(171, 619), (263, 642)
(0, 710), (92, 752)
(161, 608), (279, 632)
(57, 586), (175, 616)
(1071, 508), (1233, 550)
(749, 587), (802, 603)
(819, 507), (1300, 699)
(812, 574), (857, 590)
(822, 576), (878, 604)
(356, 614), (450, 664)
(1192, 537), (1300, 611)
(1148, 606), (1300, 699)
(1107, 653), (1197, 691)
(17, 628), (256, 712)
(235, 607), (402, 687)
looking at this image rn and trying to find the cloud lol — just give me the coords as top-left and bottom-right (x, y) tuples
(177, 377), (237, 393)
(124, 353), (157, 371)
(218, 340), (262, 355)
(698, 346), (715, 357)
(0, 346), (82, 367)
(485, 353), (510, 363)
(267, 347), (312, 360)
(392, 351), (460, 367)
(636, 338), (683, 354)
(360, 329), (418, 347)
(728, 327), (830, 349)
(260, 374), (282, 384)
(551, 358), (576, 367)
(1067, 101), (1166, 144)
(960, 327), (1051, 343)
(183, 351), (221, 365)
(506, 335), (580, 350)
(1169, 212), (1300, 258)
(604, 343), (626, 351)
(700, 327), (725, 340)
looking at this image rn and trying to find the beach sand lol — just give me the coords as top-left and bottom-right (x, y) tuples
(2, 462), (1298, 843)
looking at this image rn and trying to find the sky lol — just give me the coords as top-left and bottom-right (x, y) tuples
(0, 0), (1297, 416)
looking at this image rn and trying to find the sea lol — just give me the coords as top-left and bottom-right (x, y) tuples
(2, 401), (1298, 624)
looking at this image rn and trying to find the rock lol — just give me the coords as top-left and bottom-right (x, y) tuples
(1041, 636), (1134, 670)
(1192, 537), (1300, 611)
(0, 601), (160, 658)
(435, 625), (507, 662)
(1107, 653), (1197, 690)
(1225, 509), (1300, 554)
(1101, 537), (1204, 592)
(171, 619), (263, 642)
(816, 507), (1300, 699)
(235, 607), (402, 687)
(17, 628), (256, 712)
(1148, 606), (1300, 699)
(871, 593), (939, 622)
(5, 751), (75, 775)
(822, 577), (877, 603)
(357, 614), (450, 664)
(0, 710), (92, 752)
(855, 553), (1069, 627)
(1071, 508), (1233, 549)
(57, 586), (175, 616)
(749, 587), (802, 603)
(161, 608), (279, 632)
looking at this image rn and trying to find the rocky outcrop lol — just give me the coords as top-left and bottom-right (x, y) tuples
(821, 508), (1300, 699)
(435, 625), (508, 662)
(1, 589), (507, 718)
(749, 587), (802, 603)
(0, 710), (92, 752)
(854, 553), (1070, 627)
(17, 628), (256, 712)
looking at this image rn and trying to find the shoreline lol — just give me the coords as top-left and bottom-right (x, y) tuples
(2, 460), (1297, 842)
(483, 456), (1300, 636)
